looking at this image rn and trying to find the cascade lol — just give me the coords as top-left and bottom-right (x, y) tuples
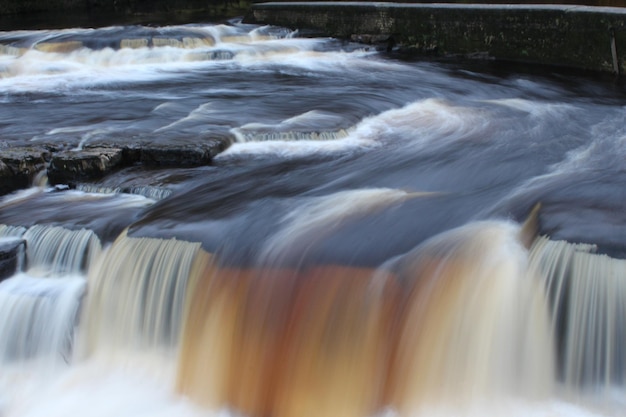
(75, 184), (173, 200)
(530, 236), (626, 390)
(0, 224), (27, 277)
(0, 224), (94, 366)
(0, 275), (85, 364)
(176, 219), (556, 417)
(177, 259), (395, 417)
(0, 224), (27, 238)
(389, 221), (555, 414)
(124, 186), (173, 201)
(23, 225), (101, 276)
(80, 231), (203, 357)
(232, 128), (350, 142)
(231, 111), (354, 143)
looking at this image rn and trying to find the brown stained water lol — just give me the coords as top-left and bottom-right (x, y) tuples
(0, 18), (624, 417)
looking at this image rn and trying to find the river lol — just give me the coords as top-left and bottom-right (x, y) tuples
(0, 18), (624, 417)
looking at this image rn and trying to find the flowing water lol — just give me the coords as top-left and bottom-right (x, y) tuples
(0, 18), (625, 417)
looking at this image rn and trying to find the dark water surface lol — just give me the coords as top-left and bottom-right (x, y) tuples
(0, 20), (624, 259)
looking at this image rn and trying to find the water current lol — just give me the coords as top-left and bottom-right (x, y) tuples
(0, 18), (625, 417)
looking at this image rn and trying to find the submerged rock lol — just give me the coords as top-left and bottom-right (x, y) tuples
(140, 137), (231, 167)
(0, 238), (25, 281)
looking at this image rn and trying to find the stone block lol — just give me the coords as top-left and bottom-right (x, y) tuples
(47, 147), (124, 186)
(0, 147), (49, 195)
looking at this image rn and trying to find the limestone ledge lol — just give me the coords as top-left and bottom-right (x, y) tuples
(0, 136), (232, 195)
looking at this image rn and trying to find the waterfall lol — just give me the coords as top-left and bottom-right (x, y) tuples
(80, 231), (203, 357)
(0, 224), (96, 366)
(0, 275), (85, 364)
(23, 225), (102, 276)
(75, 185), (173, 201)
(1, 223), (101, 277)
(0, 225), (27, 278)
(0, 224), (27, 238)
(0, 217), (623, 417)
(0, 222), (205, 368)
(389, 221), (555, 414)
(176, 219), (555, 417)
(177, 259), (394, 417)
(1, 206), (623, 416)
(530, 236), (626, 391)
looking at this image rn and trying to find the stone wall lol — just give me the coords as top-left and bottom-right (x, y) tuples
(0, 0), (251, 29)
(245, 2), (626, 73)
(0, 0), (244, 14)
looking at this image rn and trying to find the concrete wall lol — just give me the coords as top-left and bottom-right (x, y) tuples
(245, 2), (626, 73)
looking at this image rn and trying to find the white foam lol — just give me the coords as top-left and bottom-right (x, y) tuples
(51, 190), (156, 207)
(0, 274), (85, 366)
(0, 358), (219, 417)
(217, 133), (378, 158)
(219, 98), (487, 157)
(0, 24), (354, 93)
(229, 110), (352, 143)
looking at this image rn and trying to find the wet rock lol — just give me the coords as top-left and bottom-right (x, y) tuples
(350, 34), (396, 52)
(0, 147), (49, 195)
(0, 161), (11, 194)
(140, 137), (231, 167)
(48, 147), (124, 186)
(0, 238), (25, 281)
(118, 146), (141, 167)
(4, 136), (231, 192)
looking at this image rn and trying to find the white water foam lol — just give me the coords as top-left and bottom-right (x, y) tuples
(0, 357), (219, 417)
(0, 274), (85, 365)
(0, 24), (348, 94)
(229, 110), (352, 143)
(0, 358), (619, 417)
(351, 98), (490, 147)
(219, 98), (488, 157)
(0, 227), (623, 417)
(23, 225), (101, 276)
